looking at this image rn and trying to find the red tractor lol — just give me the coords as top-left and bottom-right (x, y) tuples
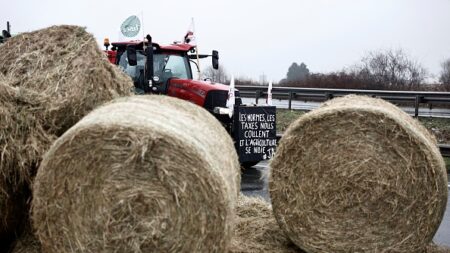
(104, 35), (277, 167)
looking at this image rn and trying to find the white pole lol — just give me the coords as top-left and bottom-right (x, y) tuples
(141, 11), (145, 49)
(267, 80), (273, 105)
(192, 18), (201, 80)
(226, 76), (235, 118)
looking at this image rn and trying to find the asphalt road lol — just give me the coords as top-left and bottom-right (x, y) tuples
(241, 161), (450, 247)
(241, 98), (450, 118)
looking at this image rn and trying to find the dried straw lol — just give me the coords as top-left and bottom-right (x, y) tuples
(270, 95), (448, 253)
(0, 76), (48, 248)
(231, 194), (450, 253)
(11, 194), (450, 253)
(0, 25), (133, 247)
(32, 95), (240, 253)
(230, 194), (303, 253)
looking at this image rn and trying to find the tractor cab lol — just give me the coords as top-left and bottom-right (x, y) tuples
(105, 37), (218, 95)
(104, 36), (237, 123)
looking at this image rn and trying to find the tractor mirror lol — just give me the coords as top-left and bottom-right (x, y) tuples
(126, 46), (137, 66)
(212, 50), (219, 70)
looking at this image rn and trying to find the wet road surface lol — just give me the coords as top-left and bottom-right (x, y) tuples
(240, 161), (450, 247)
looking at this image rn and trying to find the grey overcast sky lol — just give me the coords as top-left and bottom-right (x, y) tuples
(2, 0), (450, 82)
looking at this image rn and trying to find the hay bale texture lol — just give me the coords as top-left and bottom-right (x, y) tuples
(231, 194), (450, 253)
(270, 95), (448, 253)
(32, 95), (240, 253)
(0, 25), (133, 246)
(231, 194), (302, 253)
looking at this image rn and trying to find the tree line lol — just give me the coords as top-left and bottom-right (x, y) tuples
(203, 49), (450, 91)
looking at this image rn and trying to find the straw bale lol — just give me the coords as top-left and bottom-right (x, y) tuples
(270, 95), (448, 253)
(0, 25), (133, 187)
(32, 95), (240, 253)
(0, 25), (132, 248)
(230, 194), (303, 253)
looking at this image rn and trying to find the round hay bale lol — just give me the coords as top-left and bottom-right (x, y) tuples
(0, 25), (133, 186)
(0, 25), (133, 247)
(32, 95), (240, 253)
(231, 194), (302, 253)
(269, 95), (448, 253)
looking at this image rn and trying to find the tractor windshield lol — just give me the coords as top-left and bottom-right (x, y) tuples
(118, 51), (192, 83)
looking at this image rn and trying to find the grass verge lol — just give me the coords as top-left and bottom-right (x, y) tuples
(419, 117), (450, 144)
(276, 109), (305, 133)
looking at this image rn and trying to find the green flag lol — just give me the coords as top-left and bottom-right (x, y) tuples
(120, 15), (141, 38)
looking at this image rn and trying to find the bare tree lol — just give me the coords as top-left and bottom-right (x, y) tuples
(355, 49), (427, 90)
(202, 65), (229, 84)
(440, 59), (450, 89)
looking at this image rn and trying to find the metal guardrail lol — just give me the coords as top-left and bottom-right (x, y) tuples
(237, 85), (450, 117)
(276, 134), (450, 157)
(440, 144), (450, 157)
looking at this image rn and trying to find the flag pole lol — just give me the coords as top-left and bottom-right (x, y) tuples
(192, 18), (201, 80)
(141, 11), (145, 50)
(226, 75), (235, 118)
(267, 80), (273, 105)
